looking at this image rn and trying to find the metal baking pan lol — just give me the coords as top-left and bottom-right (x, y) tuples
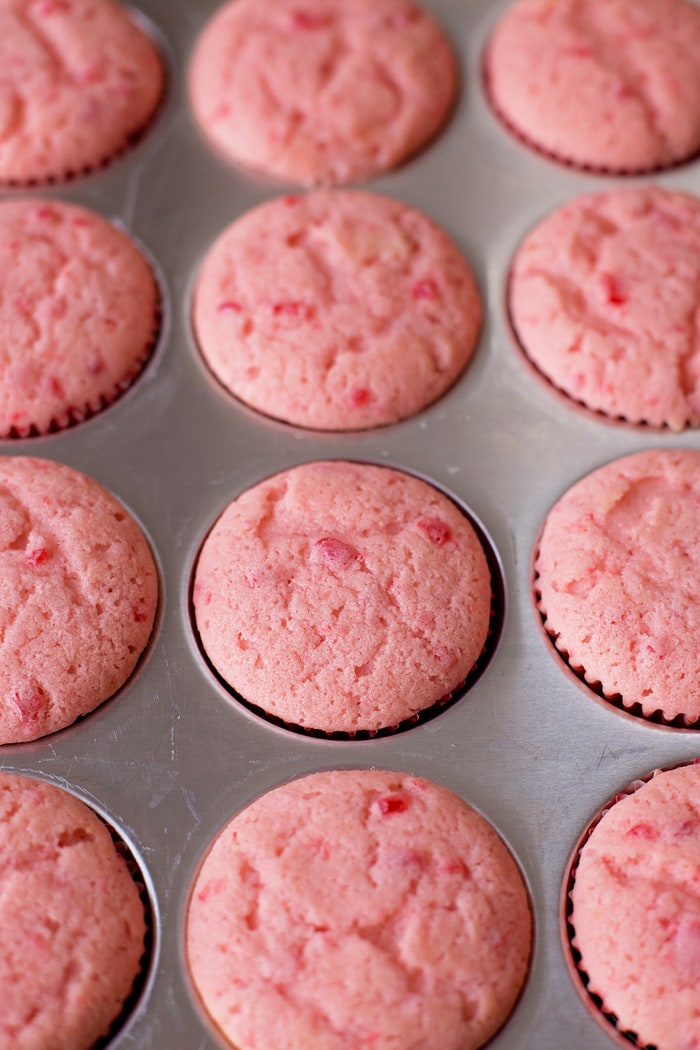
(3, 1), (700, 1047)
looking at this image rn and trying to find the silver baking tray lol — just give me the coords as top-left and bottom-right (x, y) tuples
(2, 1), (699, 1047)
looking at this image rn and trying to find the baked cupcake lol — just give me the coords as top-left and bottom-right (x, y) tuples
(192, 460), (497, 736)
(509, 186), (700, 431)
(0, 199), (160, 438)
(187, 769), (533, 1050)
(0, 0), (164, 184)
(193, 190), (482, 431)
(485, 0), (700, 174)
(0, 771), (147, 1050)
(188, 0), (457, 186)
(0, 456), (158, 744)
(534, 448), (700, 727)
(564, 762), (700, 1049)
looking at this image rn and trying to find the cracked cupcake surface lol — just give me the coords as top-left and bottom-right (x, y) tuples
(188, 0), (457, 186)
(187, 769), (532, 1050)
(193, 191), (481, 431)
(0, 772), (146, 1050)
(485, 0), (700, 173)
(0, 0), (164, 184)
(0, 199), (160, 437)
(569, 764), (700, 1049)
(509, 187), (700, 430)
(192, 461), (492, 734)
(0, 456), (158, 744)
(535, 448), (700, 725)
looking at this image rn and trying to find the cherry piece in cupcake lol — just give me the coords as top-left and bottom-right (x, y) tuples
(188, 0), (457, 186)
(187, 769), (532, 1050)
(192, 461), (494, 735)
(534, 448), (700, 727)
(0, 199), (160, 437)
(0, 456), (158, 744)
(0, 0), (164, 184)
(193, 190), (482, 431)
(485, 0), (700, 174)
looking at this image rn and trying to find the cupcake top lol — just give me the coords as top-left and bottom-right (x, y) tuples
(0, 456), (158, 744)
(192, 460), (493, 734)
(535, 448), (700, 726)
(0, 199), (160, 437)
(193, 190), (482, 431)
(569, 763), (700, 1049)
(509, 186), (700, 430)
(0, 0), (164, 184)
(485, 0), (700, 173)
(187, 769), (532, 1050)
(0, 771), (146, 1050)
(188, 0), (457, 186)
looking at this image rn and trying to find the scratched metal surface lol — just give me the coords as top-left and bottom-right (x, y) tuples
(1, 1), (699, 1047)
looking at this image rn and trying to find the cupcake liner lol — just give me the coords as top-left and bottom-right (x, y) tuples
(561, 760), (700, 1050)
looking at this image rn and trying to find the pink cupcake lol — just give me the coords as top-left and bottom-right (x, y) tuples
(0, 456), (158, 744)
(0, 771), (148, 1050)
(0, 0), (165, 184)
(485, 0), (700, 174)
(187, 769), (533, 1050)
(188, 0), (457, 186)
(192, 460), (500, 736)
(564, 762), (700, 1049)
(0, 199), (160, 438)
(193, 191), (482, 431)
(509, 186), (700, 431)
(534, 449), (700, 727)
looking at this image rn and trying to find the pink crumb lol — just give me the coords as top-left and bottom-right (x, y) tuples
(218, 300), (243, 313)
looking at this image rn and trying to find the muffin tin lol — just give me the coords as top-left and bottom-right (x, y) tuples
(2, 1), (700, 1047)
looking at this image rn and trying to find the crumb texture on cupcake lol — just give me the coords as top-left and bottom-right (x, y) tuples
(570, 764), (700, 1049)
(535, 448), (700, 724)
(188, 0), (457, 185)
(0, 457), (158, 744)
(510, 186), (700, 430)
(192, 461), (492, 734)
(187, 769), (532, 1050)
(0, 0), (164, 184)
(486, 0), (700, 173)
(0, 772), (146, 1050)
(193, 191), (481, 430)
(0, 199), (159, 437)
